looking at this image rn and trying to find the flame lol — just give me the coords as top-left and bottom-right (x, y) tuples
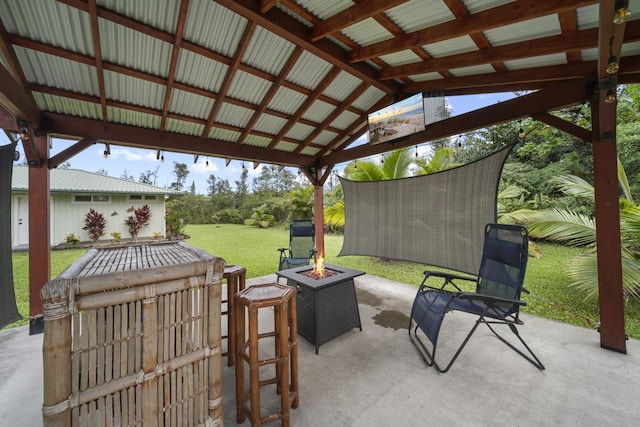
(312, 255), (326, 278)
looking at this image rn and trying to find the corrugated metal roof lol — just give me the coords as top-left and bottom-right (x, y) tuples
(106, 106), (162, 129)
(423, 35), (478, 58)
(183, 0), (247, 57)
(386, 0), (454, 33)
(323, 71), (363, 102)
(286, 52), (333, 90)
(301, 100), (335, 123)
(242, 26), (295, 75)
(341, 18), (393, 46)
(484, 14), (561, 46)
(33, 93), (103, 120)
(98, 0), (180, 33)
(16, 48), (99, 95)
(268, 87), (307, 115)
(227, 71), (273, 105)
(285, 123), (314, 141)
(99, 19), (172, 76)
(1, 0), (637, 170)
(168, 88), (214, 120)
(105, 71), (165, 109)
(175, 50), (228, 93)
(11, 166), (182, 195)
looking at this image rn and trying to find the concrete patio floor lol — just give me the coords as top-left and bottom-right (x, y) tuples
(1, 273), (639, 426)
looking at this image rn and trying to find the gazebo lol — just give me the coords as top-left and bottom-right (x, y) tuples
(1, 0), (638, 355)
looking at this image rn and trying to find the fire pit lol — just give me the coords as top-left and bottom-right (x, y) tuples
(277, 262), (365, 354)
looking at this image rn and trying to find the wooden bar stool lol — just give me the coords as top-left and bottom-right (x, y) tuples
(234, 283), (299, 426)
(223, 265), (247, 366)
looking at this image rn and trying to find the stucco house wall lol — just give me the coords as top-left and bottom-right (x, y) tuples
(11, 166), (183, 248)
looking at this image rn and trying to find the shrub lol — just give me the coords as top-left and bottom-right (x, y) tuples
(110, 231), (121, 242)
(65, 232), (80, 246)
(165, 208), (186, 238)
(82, 208), (106, 242)
(124, 205), (152, 241)
(217, 208), (244, 224)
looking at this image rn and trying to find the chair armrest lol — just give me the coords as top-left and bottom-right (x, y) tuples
(277, 248), (287, 253)
(456, 292), (526, 307)
(420, 270), (477, 292)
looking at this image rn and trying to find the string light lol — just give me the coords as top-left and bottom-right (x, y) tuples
(613, 0), (631, 24)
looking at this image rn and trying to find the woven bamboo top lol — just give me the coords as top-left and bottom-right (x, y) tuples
(236, 283), (295, 308)
(75, 242), (206, 277)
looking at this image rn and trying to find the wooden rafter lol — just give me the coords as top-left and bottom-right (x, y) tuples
(87, 0), (107, 122)
(159, 0), (190, 131)
(203, 22), (257, 139)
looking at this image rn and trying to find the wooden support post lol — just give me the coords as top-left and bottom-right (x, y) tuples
(28, 132), (50, 334)
(592, 97), (627, 353)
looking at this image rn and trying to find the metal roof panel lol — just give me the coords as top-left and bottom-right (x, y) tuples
(268, 86), (307, 115)
(183, 0), (247, 57)
(302, 100), (335, 123)
(483, 14), (561, 46)
(106, 106), (161, 129)
(423, 35), (478, 58)
(287, 51), (334, 89)
(99, 19), (172, 76)
(386, 0), (454, 33)
(215, 103), (253, 128)
(2, 0), (93, 55)
(504, 53), (568, 70)
(285, 123), (314, 141)
(242, 26), (296, 75)
(175, 50), (228, 93)
(341, 18), (393, 46)
(379, 50), (422, 67)
(104, 70), (165, 109)
(227, 70), (273, 105)
(323, 71), (363, 102)
(165, 118), (205, 136)
(97, 0), (180, 33)
(252, 114), (287, 135)
(168, 88), (214, 120)
(330, 110), (359, 130)
(33, 92), (103, 120)
(16, 47), (99, 95)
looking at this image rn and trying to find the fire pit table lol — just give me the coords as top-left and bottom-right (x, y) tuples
(277, 263), (365, 353)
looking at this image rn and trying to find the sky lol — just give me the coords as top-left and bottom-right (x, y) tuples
(2, 92), (516, 195)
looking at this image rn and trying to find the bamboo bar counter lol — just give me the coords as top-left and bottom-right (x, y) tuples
(40, 241), (225, 427)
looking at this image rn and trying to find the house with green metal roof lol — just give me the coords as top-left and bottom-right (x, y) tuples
(11, 166), (183, 248)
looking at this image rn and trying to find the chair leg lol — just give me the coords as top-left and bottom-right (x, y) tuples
(485, 322), (545, 371)
(409, 315), (489, 373)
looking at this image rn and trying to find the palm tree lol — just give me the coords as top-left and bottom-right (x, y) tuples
(502, 162), (640, 301)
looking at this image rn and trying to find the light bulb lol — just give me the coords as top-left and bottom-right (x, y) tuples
(614, 6), (631, 24)
(605, 88), (617, 104)
(606, 56), (619, 75)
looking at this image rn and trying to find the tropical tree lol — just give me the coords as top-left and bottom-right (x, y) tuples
(244, 204), (275, 228)
(288, 185), (314, 219)
(501, 164), (640, 301)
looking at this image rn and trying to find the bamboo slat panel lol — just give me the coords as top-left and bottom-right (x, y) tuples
(41, 242), (224, 427)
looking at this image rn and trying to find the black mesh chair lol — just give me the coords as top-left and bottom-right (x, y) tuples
(278, 219), (316, 271)
(408, 223), (544, 373)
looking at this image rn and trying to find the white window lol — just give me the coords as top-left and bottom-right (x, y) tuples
(74, 195), (110, 203)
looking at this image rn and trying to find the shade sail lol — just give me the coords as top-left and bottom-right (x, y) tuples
(1, 142), (22, 329)
(339, 144), (513, 275)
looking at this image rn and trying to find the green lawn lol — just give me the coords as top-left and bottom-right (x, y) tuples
(8, 223), (640, 339)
